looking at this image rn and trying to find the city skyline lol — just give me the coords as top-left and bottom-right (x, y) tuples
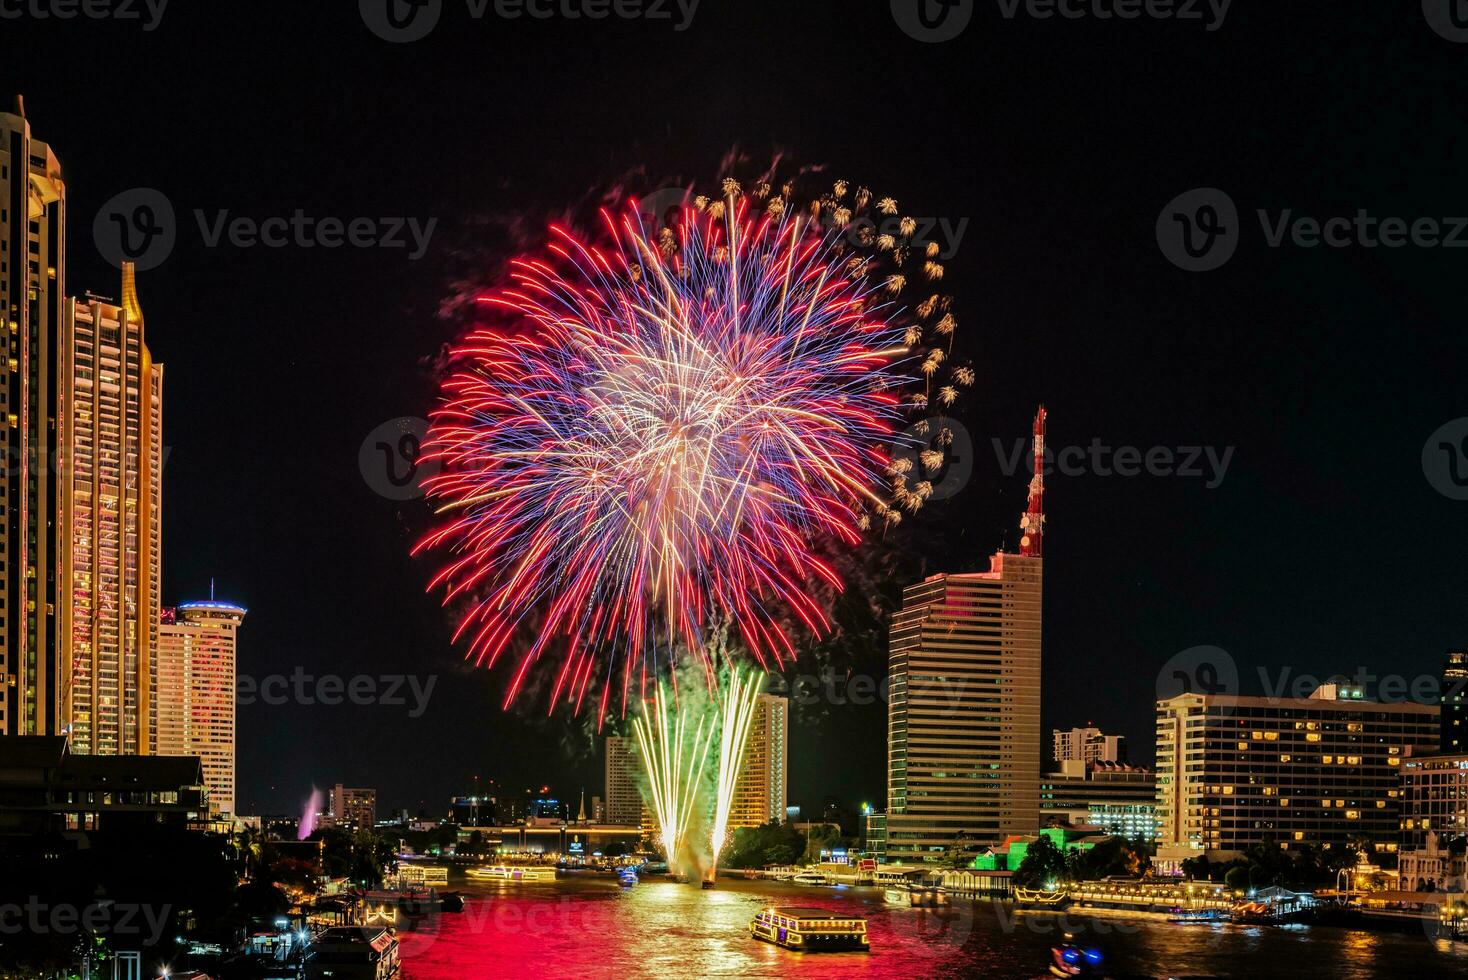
(0, 4), (1463, 827)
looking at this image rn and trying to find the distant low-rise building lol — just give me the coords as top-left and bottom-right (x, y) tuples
(1039, 760), (1156, 840)
(0, 735), (207, 845)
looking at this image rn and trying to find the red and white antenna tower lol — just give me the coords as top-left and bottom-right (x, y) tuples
(1019, 406), (1046, 557)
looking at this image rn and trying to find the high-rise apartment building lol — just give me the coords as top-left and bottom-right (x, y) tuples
(0, 100), (67, 741)
(604, 735), (641, 825)
(1155, 683), (1439, 860)
(729, 693), (788, 829)
(155, 600), (244, 814)
(884, 408), (1046, 863)
(62, 266), (164, 756)
(1053, 726), (1126, 765)
(329, 784), (377, 830)
(0, 103), (169, 756)
(1442, 650), (1467, 754)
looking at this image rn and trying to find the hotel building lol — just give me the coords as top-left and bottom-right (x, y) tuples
(729, 693), (788, 829)
(62, 267), (164, 756)
(329, 784), (377, 830)
(0, 101), (67, 741)
(1155, 683), (1439, 861)
(155, 600), (245, 814)
(884, 408), (1046, 863)
(1053, 726), (1127, 765)
(604, 735), (642, 826)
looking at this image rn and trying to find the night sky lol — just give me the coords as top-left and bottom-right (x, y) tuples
(9, 2), (1466, 819)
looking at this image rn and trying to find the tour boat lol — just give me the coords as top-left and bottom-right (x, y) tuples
(883, 882), (951, 907)
(749, 907), (869, 952)
(1015, 886), (1070, 909)
(790, 871), (829, 886)
(466, 865), (556, 882)
(1167, 906), (1229, 924)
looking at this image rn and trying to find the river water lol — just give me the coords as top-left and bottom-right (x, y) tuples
(395, 873), (1468, 978)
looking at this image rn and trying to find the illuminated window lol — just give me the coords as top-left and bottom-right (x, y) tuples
(1306, 733), (1322, 742)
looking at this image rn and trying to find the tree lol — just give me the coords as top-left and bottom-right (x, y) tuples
(724, 822), (806, 869)
(1013, 836), (1068, 888)
(1223, 865), (1250, 889)
(803, 824), (844, 864)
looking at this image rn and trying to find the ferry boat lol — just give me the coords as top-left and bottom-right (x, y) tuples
(466, 865), (556, 882)
(1167, 906), (1229, 924)
(1015, 886), (1070, 909)
(884, 883), (951, 908)
(749, 907), (869, 952)
(790, 871), (829, 886)
(304, 927), (400, 980)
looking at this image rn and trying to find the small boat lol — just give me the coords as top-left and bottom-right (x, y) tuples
(1015, 886), (1070, 909)
(884, 883), (951, 907)
(750, 907), (869, 952)
(1167, 906), (1228, 924)
(1048, 935), (1104, 978)
(790, 871), (828, 886)
(466, 865), (556, 882)
(617, 868), (638, 888)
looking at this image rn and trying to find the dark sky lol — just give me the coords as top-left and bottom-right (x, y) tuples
(9, 2), (1467, 819)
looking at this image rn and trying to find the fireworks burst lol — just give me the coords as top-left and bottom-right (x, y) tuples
(418, 188), (931, 711)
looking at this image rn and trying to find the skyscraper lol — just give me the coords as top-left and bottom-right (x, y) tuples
(155, 599), (244, 814)
(883, 408), (1045, 863)
(0, 99), (67, 740)
(604, 735), (641, 825)
(730, 693), (788, 829)
(1442, 650), (1467, 754)
(62, 265), (164, 756)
